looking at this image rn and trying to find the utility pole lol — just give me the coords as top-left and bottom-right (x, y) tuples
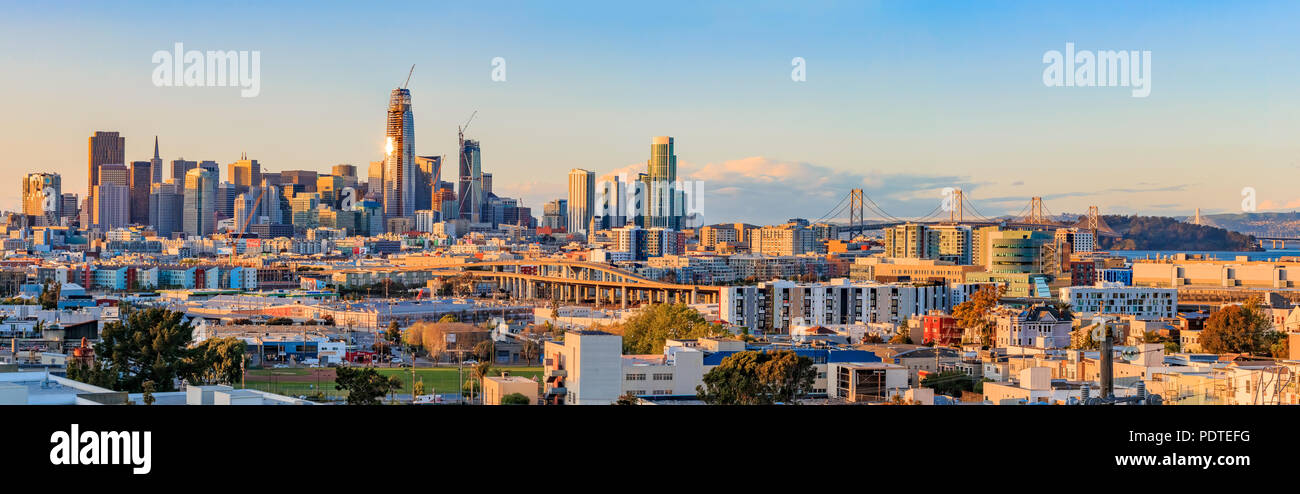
(1100, 323), (1114, 399)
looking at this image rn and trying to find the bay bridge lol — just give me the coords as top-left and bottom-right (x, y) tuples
(815, 188), (1119, 238)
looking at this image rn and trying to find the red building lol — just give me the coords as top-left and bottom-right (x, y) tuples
(1069, 260), (1099, 286)
(922, 313), (960, 346)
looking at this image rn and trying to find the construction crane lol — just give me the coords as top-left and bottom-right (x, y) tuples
(229, 185), (267, 265)
(459, 110), (477, 137)
(402, 64), (415, 89)
(457, 111), (479, 221)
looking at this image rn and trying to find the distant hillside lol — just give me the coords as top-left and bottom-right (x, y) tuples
(1200, 211), (1300, 237)
(1096, 215), (1259, 251)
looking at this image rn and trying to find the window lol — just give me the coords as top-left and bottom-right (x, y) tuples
(652, 373), (673, 381)
(626, 374), (646, 381)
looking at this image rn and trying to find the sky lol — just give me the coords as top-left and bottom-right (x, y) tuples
(2, 0), (1299, 225)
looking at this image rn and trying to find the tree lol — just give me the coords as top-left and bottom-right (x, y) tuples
(520, 339), (541, 365)
(474, 339), (495, 363)
(183, 337), (247, 386)
(141, 380), (156, 406)
(334, 366), (402, 405)
(39, 280), (61, 310)
(500, 392), (531, 405)
(696, 350), (816, 405)
(617, 303), (730, 354)
(266, 317), (293, 325)
(1070, 323), (1101, 350)
(85, 308), (196, 392)
(385, 321), (403, 345)
(413, 379), (425, 398)
(615, 391), (640, 405)
(1201, 302), (1274, 355)
(920, 370), (976, 396)
(1051, 300), (1073, 320)
(952, 285), (1004, 346)
(471, 361), (493, 404)
(889, 321), (912, 344)
(1268, 332), (1289, 358)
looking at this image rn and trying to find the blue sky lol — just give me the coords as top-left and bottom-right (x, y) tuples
(2, 0), (1298, 224)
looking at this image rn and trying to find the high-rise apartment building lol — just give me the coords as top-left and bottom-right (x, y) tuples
(183, 168), (217, 237)
(384, 87), (416, 221)
(644, 136), (679, 229)
(542, 199), (568, 230)
(568, 168), (595, 235)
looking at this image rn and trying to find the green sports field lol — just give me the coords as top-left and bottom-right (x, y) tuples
(241, 366), (543, 402)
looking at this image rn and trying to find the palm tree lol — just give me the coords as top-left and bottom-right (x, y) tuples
(471, 361), (493, 404)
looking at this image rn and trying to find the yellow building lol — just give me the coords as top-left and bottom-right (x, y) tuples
(482, 375), (539, 405)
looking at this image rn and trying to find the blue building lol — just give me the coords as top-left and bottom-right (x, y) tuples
(1100, 268), (1133, 286)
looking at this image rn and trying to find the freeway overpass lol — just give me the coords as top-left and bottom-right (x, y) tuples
(428, 259), (722, 308)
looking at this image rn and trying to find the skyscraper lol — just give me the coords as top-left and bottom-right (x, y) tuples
(98, 163), (129, 187)
(93, 184), (129, 230)
(367, 160), (383, 199)
(183, 168), (216, 237)
(199, 160), (220, 182)
(644, 136), (679, 229)
(458, 138), (481, 223)
(150, 136), (163, 183)
(332, 164), (359, 191)
(149, 182), (184, 237)
(383, 87), (416, 221)
(23, 173), (61, 226)
(171, 158), (196, 182)
(60, 193), (78, 225)
(414, 155), (441, 212)
(228, 154), (261, 191)
(216, 181), (237, 220)
(129, 161), (152, 225)
(568, 168), (595, 234)
(88, 131), (125, 198)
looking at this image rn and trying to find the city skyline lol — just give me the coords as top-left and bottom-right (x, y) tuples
(4, 1), (1300, 224)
